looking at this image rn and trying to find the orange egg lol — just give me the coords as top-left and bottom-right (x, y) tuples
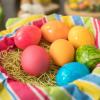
(41, 21), (70, 42)
(68, 26), (95, 48)
(49, 39), (75, 66)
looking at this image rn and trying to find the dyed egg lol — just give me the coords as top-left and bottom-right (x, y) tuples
(76, 45), (100, 69)
(14, 25), (42, 49)
(49, 39), (75, 66)
(21, 45), (50, 76)
(56, 62), (90, 86)
(68, 26), (95, 48)
(41, 21), (70, 42)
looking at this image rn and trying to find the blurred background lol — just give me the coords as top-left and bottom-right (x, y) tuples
(0, 0), (100, 29)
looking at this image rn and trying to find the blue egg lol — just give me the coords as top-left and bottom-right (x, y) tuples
(56, 62), (90, 86)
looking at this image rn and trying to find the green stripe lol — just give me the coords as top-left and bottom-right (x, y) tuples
(43, 86), (72, 100)
(83, 17), (95, 35)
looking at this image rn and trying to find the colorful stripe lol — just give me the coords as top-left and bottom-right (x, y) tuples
(43, 86), (72, 100)
(72, 16), (84, 26)
(64, 84), (91, 100)
(82, 17), (95, 35)
(55, 14), (61, 21)
(81, 74), (100, 86)
(92, 18), (99, 48)
(61, 16), (74, 28)
(34, 86), (50, 100)
(28, 84), (45, 100)
(0, 84), (12, 100)
(0, 73), (18, 99)
(73, 80), (100, 100)
(91, 18), (96, 37)
(96, 19), (100, 48)
(8, 80), (41, 100)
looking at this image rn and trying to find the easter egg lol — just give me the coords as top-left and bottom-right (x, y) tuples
(14, 25), (42, 49)
(49, 39), (75, 66)
(56, 62), (90, 86)
(41, 21), (70, 42)
(68, 26), (95, 48)
(69, 3), (79, 10)
(76, 45), (100, 69)
(79, 3), (86, 10)
(21, 45), (50, 76)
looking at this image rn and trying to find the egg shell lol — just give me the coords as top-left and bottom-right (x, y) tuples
(14, 25), (42, 49)
(41, 20), (70, 42)
(21, 45), (50, 76)
(49, 39), (75, 66)
(56, 62), (90, 86)
(68, 26), (95, 48)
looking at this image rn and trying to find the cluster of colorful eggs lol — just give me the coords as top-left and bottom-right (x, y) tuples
(14, 20), (100, 86)
(68, 0), (90, 10)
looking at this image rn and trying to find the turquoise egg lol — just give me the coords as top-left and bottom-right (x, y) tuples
(56, 62), (90, 86)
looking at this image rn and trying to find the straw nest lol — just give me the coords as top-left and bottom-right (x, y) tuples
(0, 40), (58, 87)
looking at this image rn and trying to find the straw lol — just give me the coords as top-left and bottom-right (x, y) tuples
(0, 40), (57, 87)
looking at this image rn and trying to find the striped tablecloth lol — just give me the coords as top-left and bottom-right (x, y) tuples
(0, 14), (100, 100)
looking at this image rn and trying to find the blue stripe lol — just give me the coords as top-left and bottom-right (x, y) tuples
(72, 16), (84, 26)
(55, 14), (61, 21)
(0, 73), (7, 81)
(1, 73), (17, 100)
(81, 74), (100, 86)
(63, 84), (92, 100)
(6, 34), (12, 37)
(0, 36), (3, 39)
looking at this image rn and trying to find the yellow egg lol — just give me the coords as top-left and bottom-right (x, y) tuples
(68, 26), (95, 48)
(69, 3), (79, 9)
(49, 39), (75, 66)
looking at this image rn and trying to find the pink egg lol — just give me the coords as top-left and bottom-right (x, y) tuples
(14, 25), (42, 49)
(21, 45), (50, 76)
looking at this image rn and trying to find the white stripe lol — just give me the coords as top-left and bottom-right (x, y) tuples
(61, 87), (76, 100)
(80, 16), (84, 25)
(91, 18), (96, 37)
(71, 16), (75, 25)
(60, 15), (63, 22)
(76, 79), (100, 100)
(95, 19), (100, 48)
(92, 73), (100, 78)
(82, 91), (93, 100)
(2, 74), (20, 100)
(78, 79), (100, 89)
(28, 84), (45, 100)
(0, 79), (3, 83)
(7, 84), (20, 100)
(44, 16), (48, 22)
(37, 86), (51, 99)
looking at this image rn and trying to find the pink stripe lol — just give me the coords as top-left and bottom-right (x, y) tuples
(97, 20), (100, 48)
(93, 18), (99, 48)
(8, 80), (40, 100)
(34, 86), (49, 100)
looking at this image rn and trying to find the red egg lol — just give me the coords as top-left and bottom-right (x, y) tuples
(14, 25), (42, 49)
(21, 45), (50, 76)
